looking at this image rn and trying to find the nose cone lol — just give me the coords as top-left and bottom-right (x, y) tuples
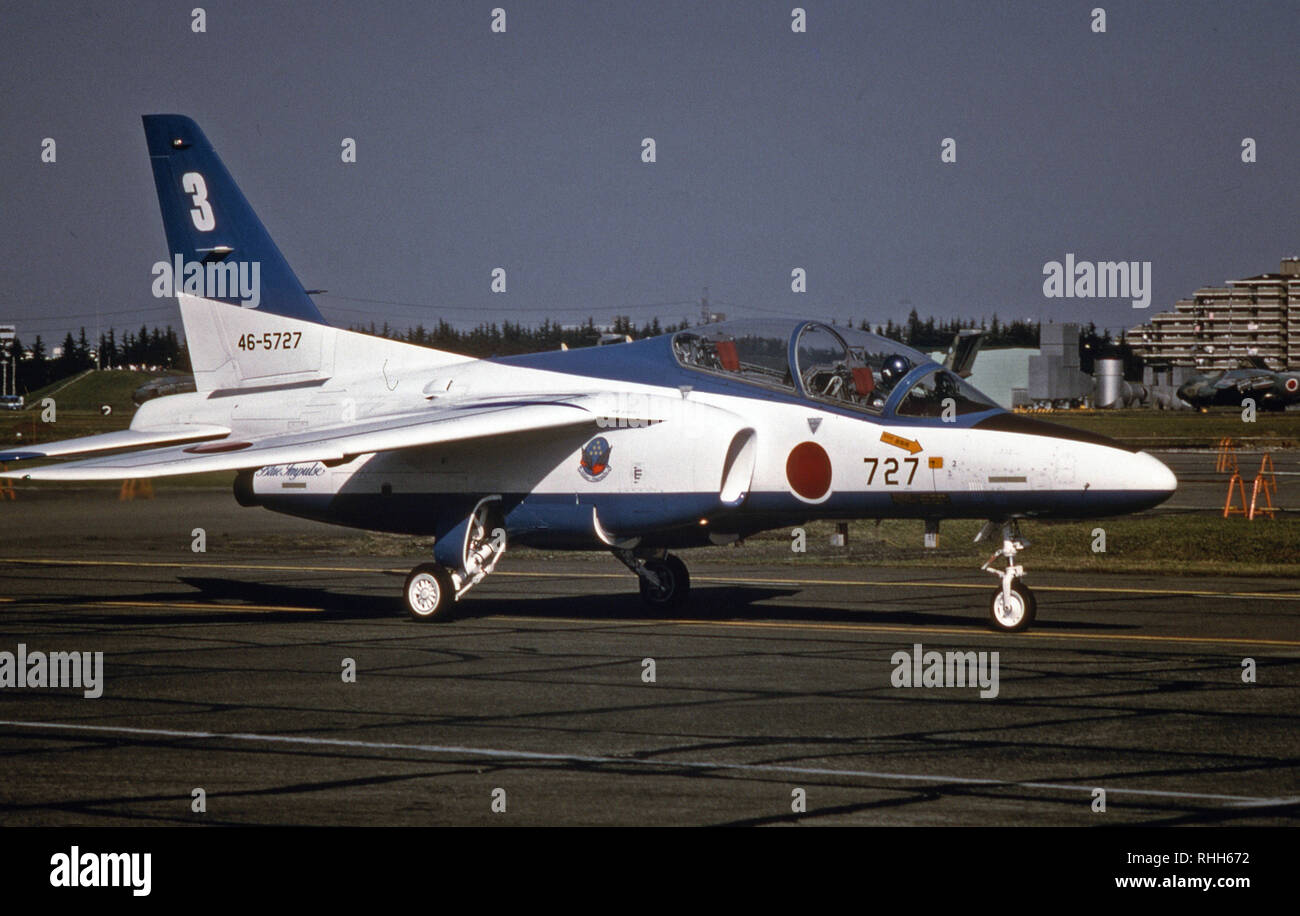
(1131, 450), (1178, 505)
(971, 413), (1178, 515)
(1088, 447), (1177, 513)
(1084, 447), (1177, 514)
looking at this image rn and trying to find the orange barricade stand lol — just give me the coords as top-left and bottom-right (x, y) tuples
(1215, 437), (1239, 474)
(0, 463), (14, 501)
(1248, 455), (1277, 520)
(1223, 472), (1248, 518)
(119, 479), (155, 501)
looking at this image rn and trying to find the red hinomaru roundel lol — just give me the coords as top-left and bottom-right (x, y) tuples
(786, 441), (832, 500)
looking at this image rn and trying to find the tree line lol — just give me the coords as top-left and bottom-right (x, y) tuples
(3, 326), (190, 392)
(3, 311), (1124, 395)
(346, 316), (688, 356)
(352, 310), (1111, 362)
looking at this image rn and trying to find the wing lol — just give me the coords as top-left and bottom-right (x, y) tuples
(1, 399), (601, 481)
(0, 424), (231, 461)
(1235, 374), (1278, 393)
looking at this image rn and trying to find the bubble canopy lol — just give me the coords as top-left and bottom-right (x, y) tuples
(671, 319), (999, 417)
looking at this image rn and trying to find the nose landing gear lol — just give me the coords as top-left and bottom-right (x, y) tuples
(977, 520), (1036, 632)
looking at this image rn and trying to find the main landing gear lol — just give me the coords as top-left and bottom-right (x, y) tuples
(404, 497), (507, 622)
(614, 548), (691, 609)
(976, 519), (1037, 633)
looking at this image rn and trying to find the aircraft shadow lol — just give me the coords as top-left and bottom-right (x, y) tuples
(21, 576), (396, 625)
(22, 576), (1140, 633)
(464, 584), (1132, 632)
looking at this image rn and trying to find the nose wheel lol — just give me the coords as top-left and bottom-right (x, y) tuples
(978, 520), (1037, 632)
(989, 579), (1036, 631)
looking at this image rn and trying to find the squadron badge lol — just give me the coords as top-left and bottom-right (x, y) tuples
(579, 436), (612, 482)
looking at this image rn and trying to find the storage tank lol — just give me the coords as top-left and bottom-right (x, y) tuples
(1095, 358), (1125, 408)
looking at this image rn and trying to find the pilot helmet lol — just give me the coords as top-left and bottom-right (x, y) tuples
(879, 354), (912, 385)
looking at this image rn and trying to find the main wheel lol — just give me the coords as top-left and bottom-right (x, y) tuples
(988, 580), (1036, 632)
(639, 554), (691, 609)
(404, 563), (456, 622)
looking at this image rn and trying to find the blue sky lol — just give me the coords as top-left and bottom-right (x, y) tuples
(2, 0), (1296, 341)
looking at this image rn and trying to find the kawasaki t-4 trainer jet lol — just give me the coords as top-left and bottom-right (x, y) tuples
(1, 115), (1178, 632)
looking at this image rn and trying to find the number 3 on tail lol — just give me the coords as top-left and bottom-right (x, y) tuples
(182, 172), (215, 231)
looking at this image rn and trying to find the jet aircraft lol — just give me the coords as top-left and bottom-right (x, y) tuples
(1, 116), (1179, 632)
(1176, 357), (1300, 411)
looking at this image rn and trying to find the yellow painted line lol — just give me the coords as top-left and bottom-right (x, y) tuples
(2, 582), (1293, 647)
(499, 570), (1300, 603)
(478, 570), (1300, 602)
(92, 600), (323, 614)
(3, 557), (1300, 602)
(0, 557), (388, 574)
(657, 618), (1300, 649)
(493, 615), (1300, 649)
(686, 574), (1300, 602)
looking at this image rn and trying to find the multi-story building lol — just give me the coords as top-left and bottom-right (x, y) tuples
(1129, 257), (1300, 371)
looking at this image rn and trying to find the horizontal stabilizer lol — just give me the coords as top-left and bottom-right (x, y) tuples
(0, 425), (231, 462)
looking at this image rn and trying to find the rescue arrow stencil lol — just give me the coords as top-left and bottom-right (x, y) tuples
(881, 432), (923, 455)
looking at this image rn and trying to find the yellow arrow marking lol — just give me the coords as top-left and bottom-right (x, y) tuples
(880, 432), (922, 455)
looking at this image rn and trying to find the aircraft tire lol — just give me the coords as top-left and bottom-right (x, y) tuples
(988, 580), (1036, 632)
(404, 563), (456, 622)
(639, 555), (691, 609)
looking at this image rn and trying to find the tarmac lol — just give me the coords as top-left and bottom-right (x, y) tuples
(0, 487), (1296, 826)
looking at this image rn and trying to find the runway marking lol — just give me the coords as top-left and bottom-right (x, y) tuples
(682, 620), (1300, 648)
(689, 574), (1300, 602)
(492, 616), (1300, 649)
(0, 557), (388, 574)
(0, 719), (1293, 810)
(4, 557), (1300, 602)
(6, 592), (1294, 647)
(5, 560), (1300, 646)
(93, 600), (323, 614)
(7, 589), (1298, 646)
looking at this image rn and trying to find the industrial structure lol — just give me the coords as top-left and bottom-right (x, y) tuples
(1024, 323), (1091, 408)
(1129, 257), (1300, 371)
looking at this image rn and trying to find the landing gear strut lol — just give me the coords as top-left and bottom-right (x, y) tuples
(977, 520), (1036, 632)
(403, 496), (507, 622)
(614, 548), (691, 609)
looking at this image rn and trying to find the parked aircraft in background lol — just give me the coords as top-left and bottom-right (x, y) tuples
(0, 116), (1178, 632)
(1177, 358), (1300, 411)
(132, 375), (197, 405)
